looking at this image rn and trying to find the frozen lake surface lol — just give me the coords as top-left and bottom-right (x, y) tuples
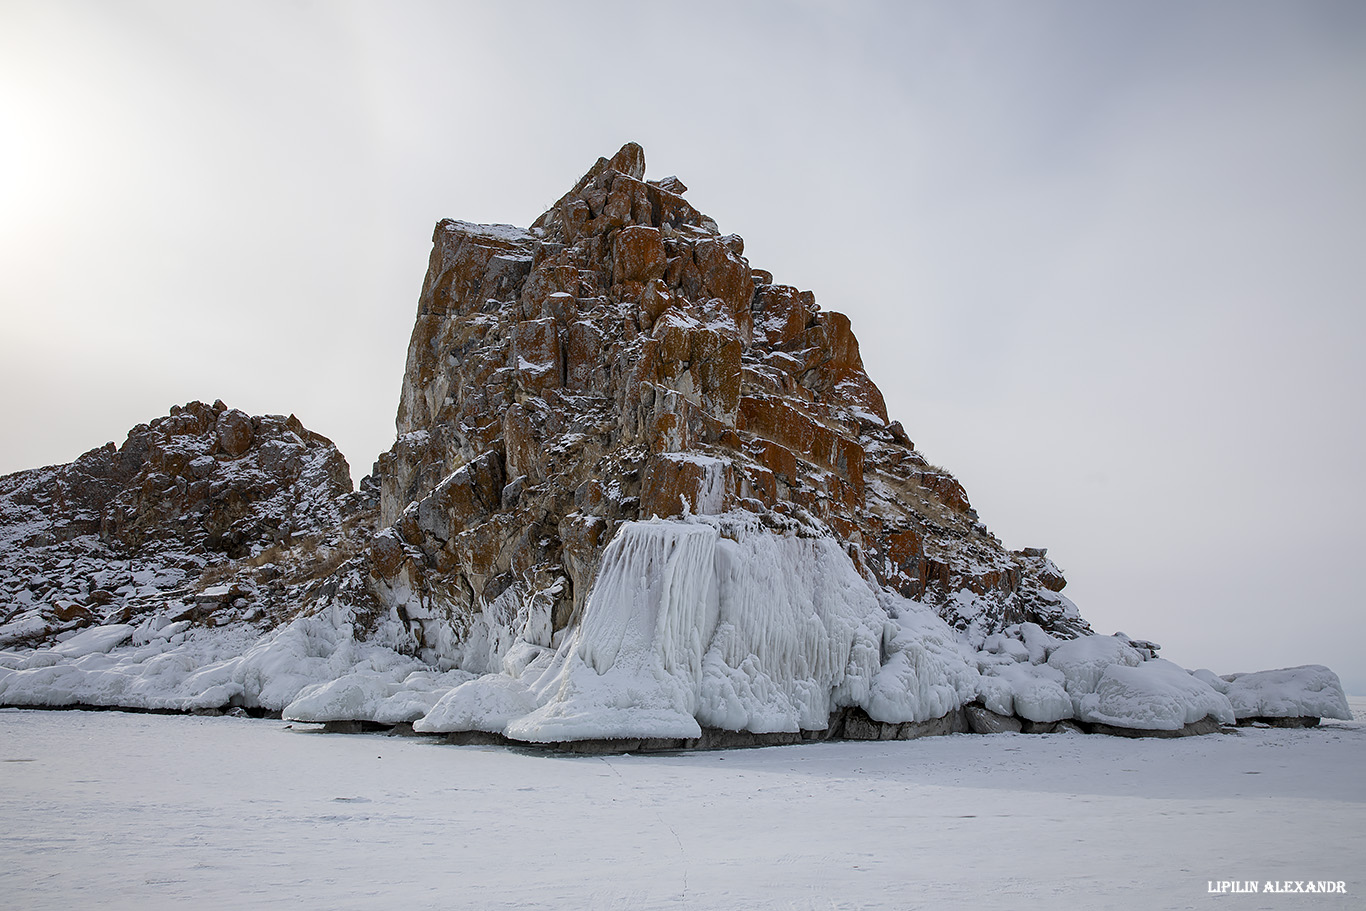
(2, 704), (1363, 910)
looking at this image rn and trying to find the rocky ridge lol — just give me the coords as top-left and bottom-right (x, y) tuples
(0, 400), (374, 652)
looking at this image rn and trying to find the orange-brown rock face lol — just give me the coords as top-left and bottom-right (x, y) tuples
(370, 143), (1089, 662)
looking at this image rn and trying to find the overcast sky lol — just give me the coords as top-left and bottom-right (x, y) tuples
(2, 0), (1363, 691)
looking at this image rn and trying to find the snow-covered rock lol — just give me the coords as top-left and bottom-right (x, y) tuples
(1078, 659), (1235, 731)
(979, 661), (1073, 723)
(414, 674), (540, 734)
(1222, 665), (1351, 722)
(284, 668), (472, 725)
(0, 143), (1350, 748)
(1047, 635), (1145, 712)
(49, 623), (134, 658)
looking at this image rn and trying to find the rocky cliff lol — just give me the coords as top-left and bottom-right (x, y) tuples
(367, 141), (1086, 673)
(0, 144), (1349, 741)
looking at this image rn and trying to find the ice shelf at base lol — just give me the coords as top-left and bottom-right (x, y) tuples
(0, 515), (1353, 739)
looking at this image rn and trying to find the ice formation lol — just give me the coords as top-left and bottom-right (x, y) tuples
(1, 514), (1349, 742)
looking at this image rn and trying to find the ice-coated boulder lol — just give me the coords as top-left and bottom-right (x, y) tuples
(1078, 659), (1235, 731)
(414, 674), (541, 734)
(1047, 634), (1145, 709)
(979, 661), (1073, 723)
(1222, 665), (1351, 722)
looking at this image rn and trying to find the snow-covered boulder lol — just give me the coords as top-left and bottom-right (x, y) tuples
(979, 661), (1073, 723)
(866, 599), (980, 726)
(1078, 659), (1235, 731)
(414, 674), (540, 734)
(50, 623), (134, 658)
(1047, 635), (1145, 710)
(1222, 665), (1351, 722)
(964, 704), (1023, 734)
(283, 667), (472, 725)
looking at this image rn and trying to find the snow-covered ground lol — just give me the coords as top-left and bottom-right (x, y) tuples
(2, 703), (1362, 911)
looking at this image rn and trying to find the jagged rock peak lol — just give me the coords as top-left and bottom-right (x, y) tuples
(536, 142), (646, 223)
(530, 141), (719, 241)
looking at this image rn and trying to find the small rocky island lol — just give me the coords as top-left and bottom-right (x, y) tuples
(0, 144), (1349, 749)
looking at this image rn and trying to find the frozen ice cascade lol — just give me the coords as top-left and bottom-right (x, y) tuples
(417, 513), (962, 742)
